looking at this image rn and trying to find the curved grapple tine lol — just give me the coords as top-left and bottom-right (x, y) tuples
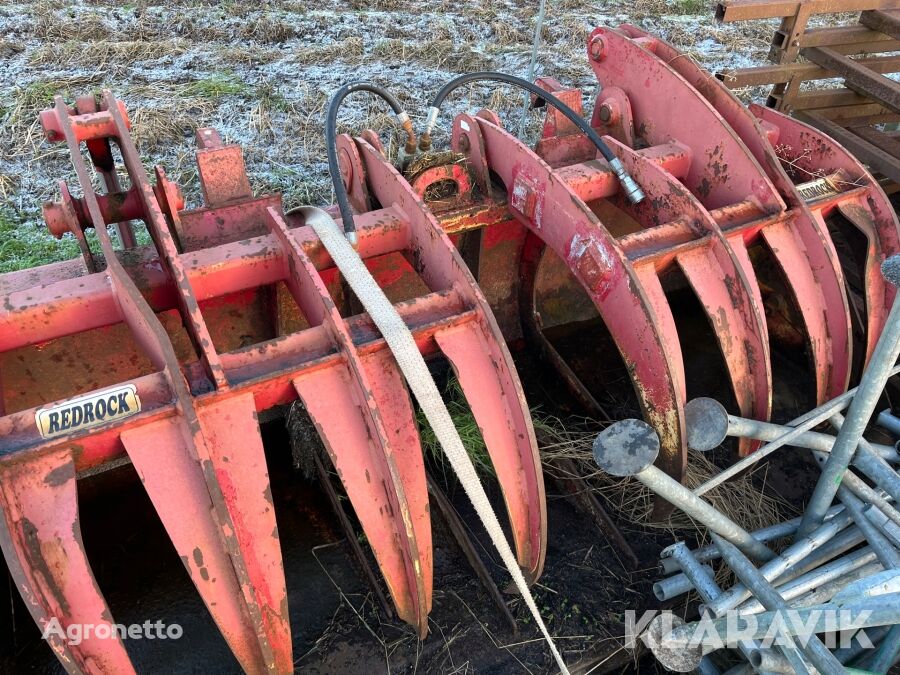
(464, 114), (688, 483)
(267, 207), (430, 636)
(351, 137), (548, 581)
(751, 104), (900, 365)
(435, 321), (545, 580)
(615, 24), (852, 402)
(194, 395), (292, 672)
(608, 137), (772, 455)
(0, 448), (135, 675)
(121, 396), (289, 675)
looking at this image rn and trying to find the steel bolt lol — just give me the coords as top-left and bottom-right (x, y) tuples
(589, 36), (605, 62)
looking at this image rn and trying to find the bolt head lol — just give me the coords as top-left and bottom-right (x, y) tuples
(684, 398), (729, 452)
(589, 36), (605, 61)
(598, 103), (612, 123)
(592, 418), (659, 477)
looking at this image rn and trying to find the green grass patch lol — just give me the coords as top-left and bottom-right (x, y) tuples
(417, 377), (494, 476)
(0, 210), (82, 273)
(182, 72), (245, 99)
(671, 0), (709, 13)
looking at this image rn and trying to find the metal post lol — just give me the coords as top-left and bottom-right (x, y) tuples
(711, 534), (845, 675)
(658, 594), (900, 649)
(592, 420), (776, 561)
(735, 548), (879, 614)
(654, 542), (790, 673)
(798, 256), (900, 538)
(687, 365), (900, 496)
(519, 0), (547, 138)
(867, 623), (900, 673)
(654, 564), (716, 601)
(706, 510), (855, 615)
(720, 412), (899, 463)
(835, 487), (900, 569)
(877, 409), (900, 436)
(659, 506), (844, 576)
(830, 412), (900, 504)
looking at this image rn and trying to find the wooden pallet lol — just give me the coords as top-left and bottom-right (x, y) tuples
(715, 1), (900, 190)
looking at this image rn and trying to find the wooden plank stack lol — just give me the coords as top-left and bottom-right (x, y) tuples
(716, 0), (900, 190)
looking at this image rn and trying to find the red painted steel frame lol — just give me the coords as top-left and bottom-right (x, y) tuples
(2, 25), (899, 673)
(0, 92), (546, 673)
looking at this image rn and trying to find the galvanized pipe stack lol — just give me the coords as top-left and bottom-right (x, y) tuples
(593, 256), (900, 673)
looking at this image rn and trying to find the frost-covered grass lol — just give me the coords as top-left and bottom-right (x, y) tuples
(0, 0), (818, 271)
(0, 209), (81, 273)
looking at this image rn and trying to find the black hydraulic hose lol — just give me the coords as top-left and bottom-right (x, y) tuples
(326, 82), (417, 239)
(419, 71), (644, 204)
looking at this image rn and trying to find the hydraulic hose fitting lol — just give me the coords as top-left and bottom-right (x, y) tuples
(608, 157), (645, 204)
(418, 107), (439, 153)
(395, 111), (417, 169)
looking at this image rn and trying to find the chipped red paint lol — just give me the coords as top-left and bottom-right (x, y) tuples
(2, 26), (899, 671)
(0, 91), (546, 670)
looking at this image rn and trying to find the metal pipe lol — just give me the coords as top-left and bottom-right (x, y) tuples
(832, 625), (888, 665)
(806, 449), (900, 529)
(653, 565), (716, 601)
(685, 399), (900, 528)
(710, 534), (847, 675)
(687, 365), (900, 497)
(830, 412), (900, 504)
(592, 420), (775, 562)
(836, 486), (900, 569)
(877, 408), (900, 436)
(724, 414), (899, 463)
(662, 542), (787, 673)
(867, 623), (900, 673)
(790, 561), (884, 609)
(864, 504), (900, 549)
(658, 507), (844, 576)
(734, 549), (880, 614)
(705, 510), (855, 616)
(798, 256), (900, 538)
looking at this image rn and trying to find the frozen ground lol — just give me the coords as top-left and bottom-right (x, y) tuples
(0, 0), (836, 271)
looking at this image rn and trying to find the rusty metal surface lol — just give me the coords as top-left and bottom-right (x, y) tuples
(0, 90), (549, 670)
(3, 24), (900, 671)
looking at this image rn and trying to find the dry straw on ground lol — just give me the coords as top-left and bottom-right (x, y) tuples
(535, 413), (797, 537)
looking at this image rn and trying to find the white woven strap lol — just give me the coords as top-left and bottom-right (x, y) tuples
(301, 207), (569, 674)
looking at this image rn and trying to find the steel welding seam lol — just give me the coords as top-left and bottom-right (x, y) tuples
(798, 256), (900, 539)
(298, 206), (570, 674)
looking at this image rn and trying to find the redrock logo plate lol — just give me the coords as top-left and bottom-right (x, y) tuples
(35, 385), (141, 439)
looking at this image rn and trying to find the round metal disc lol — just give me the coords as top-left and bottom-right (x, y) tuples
(882, 254), (900, 288)
(684, 398), (729, 452)
(592, 418), (659, 476)
(642, 614), (703, 672)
